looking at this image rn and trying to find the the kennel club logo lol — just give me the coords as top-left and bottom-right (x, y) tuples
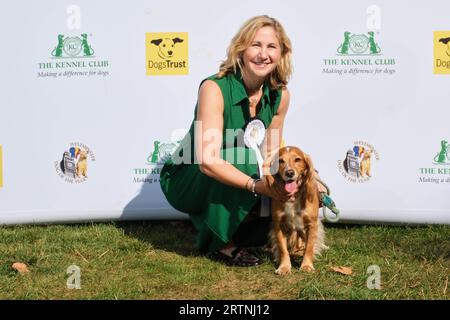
(147, 140), (179, 164)
(434, 31), (450, 74)
(133, 140), (180, 184)
(433, 140), (450, 165)
(51, 34), (94, 58)
(337, 31), (381, 55)
(55, 143), (96, 184)
(418, 139), (450, 185)
(337, 141), (380, 183)
(323, 31), (396, 76)
(37, 33), (110, 79)
(146, 32), (189, 75)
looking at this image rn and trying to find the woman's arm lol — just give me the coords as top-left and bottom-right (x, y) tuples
(256, 88), (292, 200)
(261, 87), (290, 163)
(195, 80), (255, 191)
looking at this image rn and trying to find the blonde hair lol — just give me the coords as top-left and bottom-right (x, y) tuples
(217, 15), (292, 89)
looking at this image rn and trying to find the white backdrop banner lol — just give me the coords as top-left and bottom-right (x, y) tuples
(1, 0), (449, 225)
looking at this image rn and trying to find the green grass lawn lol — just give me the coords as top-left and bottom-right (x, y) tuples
(0, 221), (448, 299)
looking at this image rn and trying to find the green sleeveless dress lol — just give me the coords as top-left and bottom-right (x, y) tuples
(160, 72), (282, 253)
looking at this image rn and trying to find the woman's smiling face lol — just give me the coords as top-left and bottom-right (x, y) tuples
(242, 26), (282, 80)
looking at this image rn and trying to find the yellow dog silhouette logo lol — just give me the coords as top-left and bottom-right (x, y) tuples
(434, 31), (450, 74)
(151, 37), (184, 60)
(146, 32), (188, 76)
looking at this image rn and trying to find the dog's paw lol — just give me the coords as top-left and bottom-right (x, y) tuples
(300, 263), (315, 273)
(275, 265), (291, 275)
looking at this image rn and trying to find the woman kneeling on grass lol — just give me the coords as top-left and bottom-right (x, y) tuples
(161, 15), (301, 266)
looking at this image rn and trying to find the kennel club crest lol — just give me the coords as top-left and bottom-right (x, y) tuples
(433, 140), (450, 165)
(147, 140), (179, 165)
(323, 30), (396, 76)
(418, 139), (450, 185)
(146, 32), (189, 75)
(55, 143), (96, 184)
(133, 140), (180, 184)
(337, 31), (381, 55)
(337, 141), (380, 183)
(51, 34), (95, 58)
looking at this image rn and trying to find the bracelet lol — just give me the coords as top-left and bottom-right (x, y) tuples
(251, 179), (261, 197)
(245, 177), (253, 192)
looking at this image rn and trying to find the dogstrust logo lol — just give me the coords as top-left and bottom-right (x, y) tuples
(54, 143), (96, 184)
(322, 31), (397, 76)
(146, 32), (189, 75)
(434, 31), (450, 74)
(418, 139), (450, 185)
(133, 139), (181, 184)
(337, 141), (380, 183)
(37, 33), (110, 79)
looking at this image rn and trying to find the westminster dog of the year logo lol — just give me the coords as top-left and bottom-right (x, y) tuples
(55, 143), (96, 184)
(338, 142), (380, 183)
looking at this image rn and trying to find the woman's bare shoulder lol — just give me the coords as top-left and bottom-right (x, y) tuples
(278, 87), (290, 113)
(199, 79), (221, 94)
(197, 79), (224, 115)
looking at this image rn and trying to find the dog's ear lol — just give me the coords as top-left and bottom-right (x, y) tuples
(151, 39), (163, 46)
(302, 153), (315, 186)
(173, 37), (184, 44)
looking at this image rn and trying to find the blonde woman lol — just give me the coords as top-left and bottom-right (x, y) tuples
(160, 15), (294, 266)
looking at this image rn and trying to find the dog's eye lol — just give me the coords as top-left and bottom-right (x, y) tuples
(295, 158), (303, 163)
(279, 159), (285, 165)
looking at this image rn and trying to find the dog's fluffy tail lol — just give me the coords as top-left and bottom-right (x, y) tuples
(314, 219), (328, 258)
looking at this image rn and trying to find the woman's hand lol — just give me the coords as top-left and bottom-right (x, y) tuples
(255, 176), (292, 202)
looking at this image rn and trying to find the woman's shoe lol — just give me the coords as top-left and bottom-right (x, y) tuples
(210, 247), (261, 267)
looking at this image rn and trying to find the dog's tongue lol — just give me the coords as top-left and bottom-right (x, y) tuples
(285, 181), (298, 194)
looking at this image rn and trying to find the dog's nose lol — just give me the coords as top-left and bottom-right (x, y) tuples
(168, 51), (173, 55)
(285, 169), (295, 178)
